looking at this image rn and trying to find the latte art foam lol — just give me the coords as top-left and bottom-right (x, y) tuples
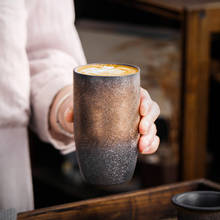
(76, 64), (138, 76)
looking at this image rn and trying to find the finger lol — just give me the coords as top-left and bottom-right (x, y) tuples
(65, 108), (74, 123)
(145, 101), (160, 124)
(141, 136), (160, 154)
(64, 122), (74, 134)
(139, 116), (151, 134)
(140, 99), (152, 117)
(139, 111), (158, 134)
(140, 88), (151, 100)
(140, 88), (152, 116)
(60, 111), (74, 134)
(138, 124), (157, 151)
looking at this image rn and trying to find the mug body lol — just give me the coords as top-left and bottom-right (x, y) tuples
(73, 64), (140, 185)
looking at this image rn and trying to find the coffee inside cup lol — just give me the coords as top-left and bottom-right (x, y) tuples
(76, 64), (138, 76)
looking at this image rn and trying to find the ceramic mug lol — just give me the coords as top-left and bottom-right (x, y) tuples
(73, 63), (140, 185)
(172, 191), (220, 220)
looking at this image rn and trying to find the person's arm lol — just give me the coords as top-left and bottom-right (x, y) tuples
(27, 0), (86, 154)
(0, 0), (30, 128)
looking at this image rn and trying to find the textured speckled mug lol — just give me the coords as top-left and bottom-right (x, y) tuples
(73, 64), (140, 185)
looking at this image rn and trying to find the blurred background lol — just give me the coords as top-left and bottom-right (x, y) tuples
(29, 0), (220, 209)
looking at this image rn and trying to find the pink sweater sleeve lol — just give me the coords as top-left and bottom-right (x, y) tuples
(27, 0), (86, 153)
(0, 0), (30, 128)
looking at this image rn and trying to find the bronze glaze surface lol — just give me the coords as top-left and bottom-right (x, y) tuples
(74, 64), (140, 185)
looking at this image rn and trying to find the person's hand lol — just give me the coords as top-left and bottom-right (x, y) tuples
(138, 88), (160, 154)
(63, 87), (160, 154)
(49, 85), (73, 141)
(50, 86), (160, 155)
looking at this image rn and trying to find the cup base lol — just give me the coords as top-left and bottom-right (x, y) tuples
(76, 142), (138, 185)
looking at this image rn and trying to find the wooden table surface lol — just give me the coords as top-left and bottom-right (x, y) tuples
(18, 179), (220, 220)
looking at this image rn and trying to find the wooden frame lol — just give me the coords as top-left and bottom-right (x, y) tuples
(109, 0), (220, 180)
(180, 4), (220, 180)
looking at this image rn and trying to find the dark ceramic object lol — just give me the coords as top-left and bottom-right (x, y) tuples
(172, 191), (220, 220)
(73, 64), (140, 185)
